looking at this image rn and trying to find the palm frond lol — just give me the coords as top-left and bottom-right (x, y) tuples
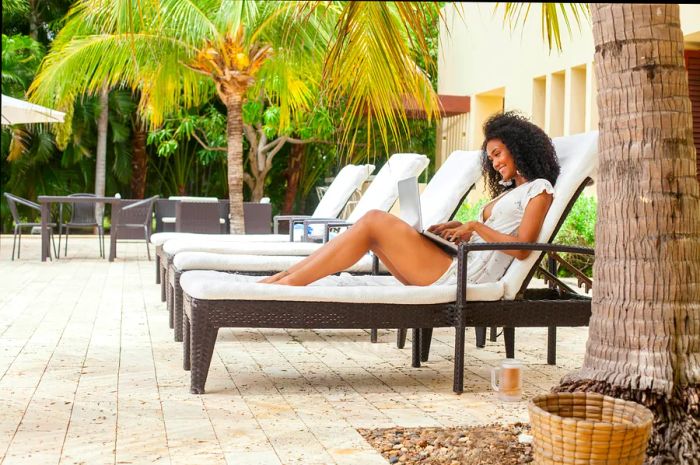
(322, 2), (440, 157)
(498, 2), (589, 52)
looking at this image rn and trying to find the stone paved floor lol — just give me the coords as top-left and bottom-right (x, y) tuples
(0, 234), (589, 465)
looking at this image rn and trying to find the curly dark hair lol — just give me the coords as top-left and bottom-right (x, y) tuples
(480, 111), (560, 198)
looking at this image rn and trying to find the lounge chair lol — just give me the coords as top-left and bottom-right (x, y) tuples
(165, 149), (483, 341)
(177, 131), (598, 394)
(155, 153), (429, 301)
(151, 163), (375, 285)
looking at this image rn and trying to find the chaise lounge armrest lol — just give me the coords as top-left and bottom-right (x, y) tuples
(455, 241), (594, 304)
(273, 215), (312, 235)
(121, 195), (160, 211)
(300, 218), (353, 242)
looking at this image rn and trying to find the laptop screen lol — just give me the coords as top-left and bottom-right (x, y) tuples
(397, 176), (422, 232)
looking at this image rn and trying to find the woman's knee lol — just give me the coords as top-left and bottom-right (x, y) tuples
(356, 210), (393, 230)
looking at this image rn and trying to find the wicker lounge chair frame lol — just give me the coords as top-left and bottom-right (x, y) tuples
(180, 179), (593, 394)
(166, 185), (472, 343)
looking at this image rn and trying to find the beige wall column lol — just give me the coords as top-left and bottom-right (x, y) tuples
(468, 93), (504, 150)
(586, 62), (600, 132)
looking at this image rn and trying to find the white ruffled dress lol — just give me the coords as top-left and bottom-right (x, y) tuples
(432, 178), (555, 285)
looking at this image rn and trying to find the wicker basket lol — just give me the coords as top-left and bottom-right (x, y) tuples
(528, 392), (653, 465)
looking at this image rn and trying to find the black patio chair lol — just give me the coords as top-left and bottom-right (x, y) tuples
(3, 192), (58, 260)
(155, 199), (177, 233)
(110, 196), (159, 260)
(61, 193), (105, 258)
(175, 201), (221, 233)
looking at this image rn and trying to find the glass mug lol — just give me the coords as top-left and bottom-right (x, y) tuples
(491, 359), (523, 401)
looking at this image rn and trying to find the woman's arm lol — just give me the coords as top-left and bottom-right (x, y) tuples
(440, 192), (553, 260)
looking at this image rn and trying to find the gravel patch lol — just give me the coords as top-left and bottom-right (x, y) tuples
(359, 423), (533, 464)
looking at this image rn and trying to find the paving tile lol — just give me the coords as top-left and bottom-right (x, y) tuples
(0, 235), (591, 465)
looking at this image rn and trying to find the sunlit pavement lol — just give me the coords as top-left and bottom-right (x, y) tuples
(0, 234), (589, 465)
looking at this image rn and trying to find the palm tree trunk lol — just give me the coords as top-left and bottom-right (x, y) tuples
(130, 119), (148, 199)
(559, 5), (700, 463)
(283, 144), (305, 214)
(225, 94), (246, 234)
(95, 86), (109, 222)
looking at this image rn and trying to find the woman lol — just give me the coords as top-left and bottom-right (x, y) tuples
(260, 111), (560, 286)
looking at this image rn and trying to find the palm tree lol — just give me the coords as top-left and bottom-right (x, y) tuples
(507, 3), (700, 461)
(554, 5), (700, 462)
(29, 0), (441, 233)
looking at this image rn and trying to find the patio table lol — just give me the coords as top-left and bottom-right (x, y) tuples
(38, 195), (123, 262)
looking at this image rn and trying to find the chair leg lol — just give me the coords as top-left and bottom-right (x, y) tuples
(50, 229), (58, 259)
(102, 227), (106, 258)
(11, 226), (18, 260)
(503, 327), (515, 358)
(396, 328), (407, 349)
(174, 284), (184, 342)
(489, 326), (498, 342)
(183, 314), (191, 371)
(98, 227), (104, 258)
(453, 326), (465, 394)
(547, 326), (557, 365)
(144, 227), (151, 261)
(189, 315), (219, 394)
(475, 326), (487, 348)
(411, 328), (421, 368)
(420, 328), (433, 362)
(370, 328), (378, 343)
(64, 227), (69, 256)
(155, 254), (161, 284)
(17, 229), (22, 259)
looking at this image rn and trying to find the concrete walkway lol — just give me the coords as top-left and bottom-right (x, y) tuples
(0, 235), (589, 465)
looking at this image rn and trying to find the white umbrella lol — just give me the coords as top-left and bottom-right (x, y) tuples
(1, 94), (66, 125)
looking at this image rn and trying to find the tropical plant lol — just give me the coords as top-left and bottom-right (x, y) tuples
(28, 0), (442, 233)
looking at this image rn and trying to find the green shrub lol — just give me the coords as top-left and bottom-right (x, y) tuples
(453, 198), (488, 222)
(553, 195), (596, 277)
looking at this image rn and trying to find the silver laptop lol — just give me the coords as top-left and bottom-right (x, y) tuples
(397, 176), (458, 254)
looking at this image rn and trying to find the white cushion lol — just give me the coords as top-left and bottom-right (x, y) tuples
(346, 153), (430, 222)
(151, 232), (289, 247)
(312, 164), (375, 218)
(163, 239), (322, 257)
(421, 150), (483, 227)
(168, 196), (218, 202)
(180, 270), (504, 304)
(173, 251), (387, 274)
(499, 131), (599, 300)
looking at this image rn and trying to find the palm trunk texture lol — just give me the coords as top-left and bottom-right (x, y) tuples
(95, 87), (109, 222)
(130, 121), (148, 199)
(226, 95), (245, 234)
(558, 5), (700, 463)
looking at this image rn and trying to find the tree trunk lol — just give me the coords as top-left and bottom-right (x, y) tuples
(95, 86), (109, 222)
(559, 5), (700, 463)
(130, 119), (148, 199)
(225, 95), (246, 234)
(250, 174), (267, 202)
(28, 0), (39, 41)
(283, 143), (305, 214)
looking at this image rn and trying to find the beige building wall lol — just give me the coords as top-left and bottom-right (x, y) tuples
(438, 3), (700, 152)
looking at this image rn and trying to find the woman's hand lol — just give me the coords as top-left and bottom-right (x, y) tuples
(427, 221), (462, 234)
(440, 221), (478, 244)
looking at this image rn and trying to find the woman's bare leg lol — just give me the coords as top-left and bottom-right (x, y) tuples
(260, 210), (453, 286)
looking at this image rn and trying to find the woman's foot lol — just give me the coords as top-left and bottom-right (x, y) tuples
(258, 270), (289, 284)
